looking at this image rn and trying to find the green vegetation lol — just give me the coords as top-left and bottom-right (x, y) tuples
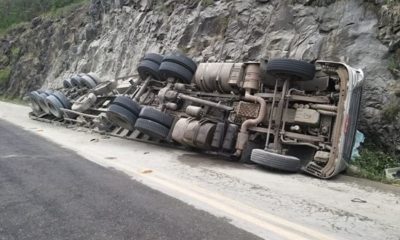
(350, 147), (400, 182)
(202, 0), (214, 7)
(0, 21), (28, 37)
(11, 46), (20, 58)
(43, 0), (88, 18)
(0, 0), (88, 32)
(0, 66), (11, 85)
(385, 0), (400, 5)
(388, 55), (399, 75)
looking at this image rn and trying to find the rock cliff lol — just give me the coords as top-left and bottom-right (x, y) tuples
(0, 0), (399, 151)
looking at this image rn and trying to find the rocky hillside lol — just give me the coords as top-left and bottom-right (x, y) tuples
(0, 0), (399, 151)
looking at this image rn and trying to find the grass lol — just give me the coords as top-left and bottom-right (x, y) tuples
(349, 145), (400, 183)
(0, 66), (11, 85)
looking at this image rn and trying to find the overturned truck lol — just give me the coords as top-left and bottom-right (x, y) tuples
(28, 53), (364, 179)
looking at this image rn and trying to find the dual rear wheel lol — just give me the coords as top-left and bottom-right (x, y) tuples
(106, 96), (175, 140)
(63, 73), (101, 89)
(137, 53), (197, 84)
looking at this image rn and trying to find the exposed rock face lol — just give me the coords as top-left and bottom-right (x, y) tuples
(0, 0), (399, 150)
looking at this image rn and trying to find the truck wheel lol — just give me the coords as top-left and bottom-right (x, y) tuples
(137, 60), (161, 80)
(159, 61), (193, 84)
(52, 91), (71, 109)
(85, 72), (101, 84)
(29, 91), (43, 113)
(251, 149), (301, 172)
(45, 95), (65, 118)
(63, 78), (73, 88)
(112, 96), (141, 117)
(70, 75), (83, 87)
(106, 104), (138, 131)
(134, 118), (170, 139)
(143, 53), (164, 65)
(139, 107), (174, 128)
(162, 54), (197, 74)
(266, 59), (316, 81)
(38, 91), (53, 114)
(80, 75), (97, 89)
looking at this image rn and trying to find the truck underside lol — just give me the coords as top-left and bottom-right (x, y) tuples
(28, 53), (363, 179)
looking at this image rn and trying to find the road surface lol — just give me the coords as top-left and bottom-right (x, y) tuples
(0, 101), (399, 240)
(0, 119), (260, 240)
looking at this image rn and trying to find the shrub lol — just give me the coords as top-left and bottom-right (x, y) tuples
(0, 66), (11, 85)
(351, 146), (400, 181)
(0, 0), (88, 32)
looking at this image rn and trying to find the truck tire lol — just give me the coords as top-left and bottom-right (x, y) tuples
(46, 95), (65, 118)
(251, 149), (301, 172)
(162, 54), (197, 74)
(266, 59), (316, 81)
(85, 72), (101, 84)
(112, 96), (141, 117)
(63, 78), (73, 88)
(80, 75), (97, 89)
(139, 107), (174, 128)
(134, 118), (170, 139)
(38, 91), (53, 114)
(52, 91), (71, 109)
(159, 61), (193, 84)
(70, 75), (83, 87)
(106, 104), (138, 131)
(29, 91), (42, 113)
(137, 60), (161, 80)
(143, 53), (164, 65)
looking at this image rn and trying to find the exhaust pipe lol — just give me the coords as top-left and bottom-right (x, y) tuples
(234, 91), (267, 156)
(234, 64), (266, 156)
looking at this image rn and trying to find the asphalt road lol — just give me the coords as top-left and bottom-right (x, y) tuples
(0, 119), (261, 240)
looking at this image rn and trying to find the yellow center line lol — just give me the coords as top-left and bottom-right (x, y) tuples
(152, 171), (336, 240)
(88, 153), (336, 240)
